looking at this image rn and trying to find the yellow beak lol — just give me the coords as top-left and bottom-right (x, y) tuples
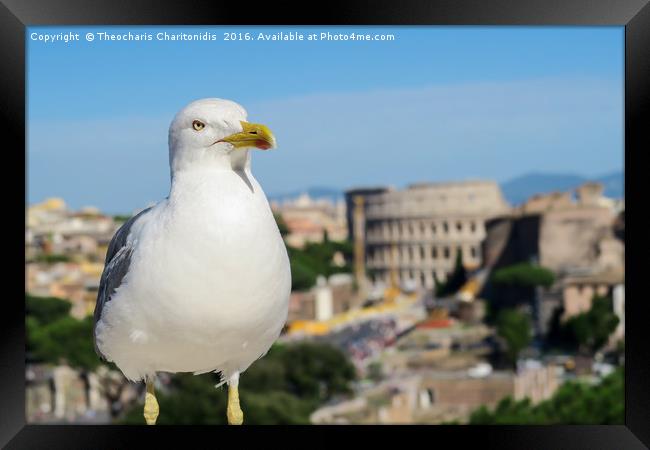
(218, 121), (277, 150)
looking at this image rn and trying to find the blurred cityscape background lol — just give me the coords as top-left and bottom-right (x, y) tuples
(25, 172), (624, 424)
(26, 26), (624, 424)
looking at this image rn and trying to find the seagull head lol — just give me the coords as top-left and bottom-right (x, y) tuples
(168, 98), (276, 174)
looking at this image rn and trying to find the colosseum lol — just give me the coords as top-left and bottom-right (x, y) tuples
(346, 181), (510, 290)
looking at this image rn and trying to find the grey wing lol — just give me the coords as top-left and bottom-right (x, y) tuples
(93, 207), (152, 360)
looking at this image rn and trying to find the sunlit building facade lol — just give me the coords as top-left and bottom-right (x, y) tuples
(347, 181), (510, 290)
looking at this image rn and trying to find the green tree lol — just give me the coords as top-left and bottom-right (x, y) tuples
(113, 214), (132, 223)
(25, 294), (72, 324)
(242, 390), (314, 424)
(29, 315), (101, 371)
(286, 240), (353, 291)
(289, 253), (319, 291)
(496, 309), (532, 366)
(34, 253), (71, 264)
(488, 262), (555, 319)
(469, 367), (624, 424)
(117, 342), (356, 425)
(435, 251), (467, 297)
(118, 373), (315, 425)
(277, 342), (355, 401)
(564, 295), (619, 354)
(491, 262), (555, 288)
(119, 373), (230, 425)
(26, 295), (134, 419)
(330, 239), (353, 261)
(26, 295), (73, 357)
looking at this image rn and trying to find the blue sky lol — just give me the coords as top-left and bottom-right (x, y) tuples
(27, 26), (624, 214)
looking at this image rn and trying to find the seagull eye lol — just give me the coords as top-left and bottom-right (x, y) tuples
(192, 120), (205, 131)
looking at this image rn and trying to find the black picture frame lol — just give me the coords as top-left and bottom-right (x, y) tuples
(3, 0), (649, 448)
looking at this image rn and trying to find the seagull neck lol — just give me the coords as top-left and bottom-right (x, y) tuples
(169, 147), (251, 176)
(169, 150), (254, 197)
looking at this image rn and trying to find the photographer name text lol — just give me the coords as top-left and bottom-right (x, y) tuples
(30, 31), (396, 44)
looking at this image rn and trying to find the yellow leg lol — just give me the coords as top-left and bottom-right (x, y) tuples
(143, 378), (159, 425)
(226, 374), (243, 425)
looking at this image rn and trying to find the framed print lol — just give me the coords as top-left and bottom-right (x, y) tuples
(3, 0), (649, 448)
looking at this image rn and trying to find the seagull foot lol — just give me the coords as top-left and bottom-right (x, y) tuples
(143, 379), (159, 425)
(227, 403), (243, 425)
(227, 378), (244, 425)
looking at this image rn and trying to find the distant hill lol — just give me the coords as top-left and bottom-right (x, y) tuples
(595, 172), (625, 199)
(501, 171), (624, 206)
(269, 171), (624, 207)
(268, 186), (344, 203)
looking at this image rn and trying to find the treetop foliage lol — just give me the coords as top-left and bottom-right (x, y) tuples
(496, 308), (532, 366)
(563, 295), (619, 353)
(118, 341), (357, 425)
(435, 251), (468, 297)
(491, 262), (555, 288)
(287, 240), (353, 291)
(26, 294), (72, 325)
(469, 367), (623, 424)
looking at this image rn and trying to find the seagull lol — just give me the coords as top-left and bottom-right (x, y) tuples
(93, 98), (291, 425)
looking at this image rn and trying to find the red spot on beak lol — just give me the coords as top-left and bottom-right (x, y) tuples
(256, 140), (272, 150)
